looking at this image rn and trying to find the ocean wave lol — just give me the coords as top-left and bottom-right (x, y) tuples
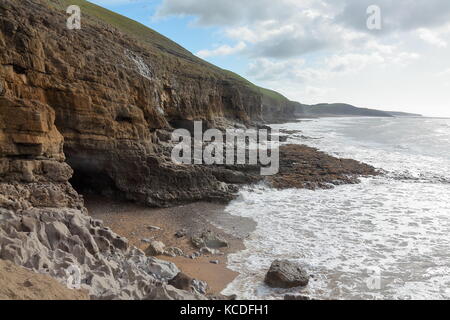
(224, 118), (450, 300)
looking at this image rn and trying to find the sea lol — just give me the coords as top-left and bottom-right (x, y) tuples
(222, 116), (450, 300)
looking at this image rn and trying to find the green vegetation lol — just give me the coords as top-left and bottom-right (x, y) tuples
(47, 0), (194, 58)
(46, 0), (290, 105)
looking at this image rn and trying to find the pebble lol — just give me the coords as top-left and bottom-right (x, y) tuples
(147, 225), (162, 231)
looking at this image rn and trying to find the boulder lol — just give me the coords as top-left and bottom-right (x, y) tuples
(168, 272), (208, 295)
(168, 272), (192, 291)
(264, 260), (309, 288)
(200, 247), (219, 255)
(164, 247), (184, 257)
(191, 231), (228, 249)
(147, 257), (180, 281)
(144, 240), (166, 256)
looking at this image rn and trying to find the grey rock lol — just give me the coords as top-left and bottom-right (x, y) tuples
(200, 247), (219, 255)
(168, 272), (192, 291)
(164, 247), (184, 257)
(0, 204), (198, 300)
(167, 272), (207, 295)
(191, 231), (228, 249)
(264, 260), (309, 289)
(175, 228), (187, 238)
(147, 257), (180, 281)
(210, 260), (219, 265)
(191, 279), (208, 295)
(144, 240), (166, 256)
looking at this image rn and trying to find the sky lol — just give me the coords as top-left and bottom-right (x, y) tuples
(90, 0), (450, 117)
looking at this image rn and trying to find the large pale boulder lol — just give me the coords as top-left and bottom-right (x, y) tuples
(145, 240), (166, 256)
(147, 257), (180, 281)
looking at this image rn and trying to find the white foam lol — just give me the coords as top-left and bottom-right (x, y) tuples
(223, 117), (450, 300)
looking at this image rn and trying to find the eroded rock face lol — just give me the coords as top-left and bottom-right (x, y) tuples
(0, 205), (205, 300)
(0, 0), (267, 300)
(0, 0), (282, 207)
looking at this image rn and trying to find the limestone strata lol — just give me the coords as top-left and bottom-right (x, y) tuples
(0, 0), (290, 207)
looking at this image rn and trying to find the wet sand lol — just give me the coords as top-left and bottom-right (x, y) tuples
(86, 196), (256, 296)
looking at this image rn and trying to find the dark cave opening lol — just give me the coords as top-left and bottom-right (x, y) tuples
(65, 148), (120, 198)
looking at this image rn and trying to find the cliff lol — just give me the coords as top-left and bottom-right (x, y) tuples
(0, 0), (296, 300)
(0, 0), (385, 300)
(0, 0), (295, 208)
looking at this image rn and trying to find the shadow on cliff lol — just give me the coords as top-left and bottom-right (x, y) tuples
(65, 146), (121, 199)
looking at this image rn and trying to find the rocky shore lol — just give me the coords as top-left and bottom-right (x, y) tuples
(86, 197), (254, 297)
(270, 144), (379, 190)
(0, 0), (380, 300)
(0, 140), (378, 300)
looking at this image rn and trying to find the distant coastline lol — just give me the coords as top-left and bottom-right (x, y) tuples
(296, 103), (423, 118)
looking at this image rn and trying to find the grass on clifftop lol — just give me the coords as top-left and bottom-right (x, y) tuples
(45, 0), (290, 105)
(47, 0), (194, 59)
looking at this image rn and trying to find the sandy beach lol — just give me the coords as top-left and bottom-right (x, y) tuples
(86, 196), (256, 296)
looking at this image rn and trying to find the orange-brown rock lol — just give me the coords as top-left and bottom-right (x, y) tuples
(0, 0), (290, 206)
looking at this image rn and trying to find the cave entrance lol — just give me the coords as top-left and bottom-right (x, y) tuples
(64, 147), (120, 198)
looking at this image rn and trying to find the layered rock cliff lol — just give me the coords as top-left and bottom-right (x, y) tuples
(0, 0), (297, 208)
(0, 0), (296, 300)
(0, 0), (384, 300)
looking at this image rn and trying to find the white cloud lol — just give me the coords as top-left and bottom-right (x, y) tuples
(304, 86), (337, 99)
(156, 0), (450, 116)
(437, 68), (450, 77)
(197, 42), (246, 58)
(246, 58), (306, 82)
(326, 53), (385, 73)
(417, 28), (447, 48)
